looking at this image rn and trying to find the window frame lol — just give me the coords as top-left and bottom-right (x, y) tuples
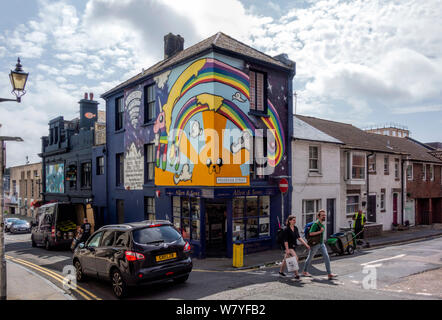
(96, 156), (104, 176)
(429, 164), (434, 181)
(144, 143), (155, 183)
(346, 152), (366, 180)
(346, 195), (360, 217)
(407, 163), (413, 181)
(80, 161), (92, 189)
(380, 189), (386, 211)
(232, 195), (271, 242)
(115, 96), (124, 131)
(384, 155), (389, 175)
(251, 135), (267, 181)
(394, 158), (400, 179)
(302, 199), (322, 227)
(116, 153), (124, 187)
(144, 84), (156, 124)
(422, 163), (426, 181)
(248, 69), (268, 115)
(309, 145), (320, 173)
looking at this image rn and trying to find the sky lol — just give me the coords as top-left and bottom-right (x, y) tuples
(0, 0), (441, 167)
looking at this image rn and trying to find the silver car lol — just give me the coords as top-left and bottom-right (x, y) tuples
(9, 220), (31, 234)
(4, 218), (20, 232)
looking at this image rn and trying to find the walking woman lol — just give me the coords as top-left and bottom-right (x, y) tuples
(279, 215), (310, 279)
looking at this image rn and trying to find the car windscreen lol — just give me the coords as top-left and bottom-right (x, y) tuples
(132, 226), (181, 245)
(13, 220), (27, 225)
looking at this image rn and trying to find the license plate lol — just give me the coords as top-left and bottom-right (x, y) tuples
(156, 252), (177, 262)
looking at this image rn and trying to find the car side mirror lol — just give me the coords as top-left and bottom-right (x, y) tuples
(79, 243), (85, 249)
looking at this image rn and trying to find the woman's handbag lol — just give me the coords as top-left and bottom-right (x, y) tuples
(286, 255), (299, 272)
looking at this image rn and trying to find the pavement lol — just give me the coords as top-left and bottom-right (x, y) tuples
(193, 224), (442, 271)
(6, 260), (73, 300)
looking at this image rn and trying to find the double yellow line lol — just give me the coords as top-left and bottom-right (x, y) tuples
(5, 255), (101, 300)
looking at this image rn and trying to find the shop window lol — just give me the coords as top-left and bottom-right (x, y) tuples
(233, 196), (270, 242)
(172, 197), (200, 241)
(144, 197), (155, 220)
(66, 164), (77, 190)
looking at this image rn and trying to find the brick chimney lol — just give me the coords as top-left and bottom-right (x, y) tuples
(164, 33), (184, 59)
(79, 92), (99, 130)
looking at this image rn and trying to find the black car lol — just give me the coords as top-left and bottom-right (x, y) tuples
(9, 220), (31, 234)
(73, 220), (192, 298)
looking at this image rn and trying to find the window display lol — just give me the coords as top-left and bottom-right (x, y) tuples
(259, 217), (270, 237)
(232, 220), (245, 242)
(246, 196), (258, 216)
(260, 196), (270, 216)
(233, 198), (244, 218)
(246, 217), (259, 239)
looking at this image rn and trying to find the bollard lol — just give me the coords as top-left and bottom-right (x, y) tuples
(232, 242), (244, 268)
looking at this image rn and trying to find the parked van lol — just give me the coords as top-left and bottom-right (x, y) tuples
(31, 202), (95, 250)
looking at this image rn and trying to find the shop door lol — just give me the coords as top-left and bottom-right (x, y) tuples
(205, 201), (227, 257)
(326, 199), (335, 238)
(367, 195), (377, 222)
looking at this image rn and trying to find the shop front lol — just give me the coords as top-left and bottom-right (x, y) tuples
(165, 187), (277, 259)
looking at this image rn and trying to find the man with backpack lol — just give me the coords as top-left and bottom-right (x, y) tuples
(301, 210), (337, 280)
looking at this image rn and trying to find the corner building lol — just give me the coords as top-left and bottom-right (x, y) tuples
(101, 32), (295, 258)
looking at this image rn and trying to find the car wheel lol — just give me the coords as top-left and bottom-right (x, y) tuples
(31, 237), (37, 247)
(173, 274), (189, 284)
(74, 261), (86, 282)
(45, 240), (52, 251)
(111, 269), (128, 299)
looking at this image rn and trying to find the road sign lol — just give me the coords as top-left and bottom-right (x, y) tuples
(279, 178), (289, 193)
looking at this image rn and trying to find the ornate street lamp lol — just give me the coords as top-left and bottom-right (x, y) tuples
(1, 58), (29, 103)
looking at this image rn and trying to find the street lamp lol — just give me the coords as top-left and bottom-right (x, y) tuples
(0, 58), (28, 300)
(1, 58), (29, 103)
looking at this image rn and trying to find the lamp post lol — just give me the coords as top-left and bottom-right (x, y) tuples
(0, 58), (28, 300)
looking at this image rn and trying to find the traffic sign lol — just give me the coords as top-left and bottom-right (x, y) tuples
(279, 178), (289, 193)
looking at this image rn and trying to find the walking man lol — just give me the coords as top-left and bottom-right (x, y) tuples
(302, 210), (337, 280)
(80, 218), (92, 243)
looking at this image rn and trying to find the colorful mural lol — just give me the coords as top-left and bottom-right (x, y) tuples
(45, 163), (65, 193)
(120, 54), (287, 187)
(149, 55), (286, 186)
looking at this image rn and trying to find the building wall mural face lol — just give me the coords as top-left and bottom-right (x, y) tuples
(45, 163), (65, 193)
(123, 53), (288, 187)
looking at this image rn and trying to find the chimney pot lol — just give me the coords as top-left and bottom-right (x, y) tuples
(90, 92), (94, 101)
(84, 92), (88, 100)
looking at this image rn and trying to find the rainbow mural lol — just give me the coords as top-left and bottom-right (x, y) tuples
(261, 100), (285, 167)
(154, 55), (286, 186)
